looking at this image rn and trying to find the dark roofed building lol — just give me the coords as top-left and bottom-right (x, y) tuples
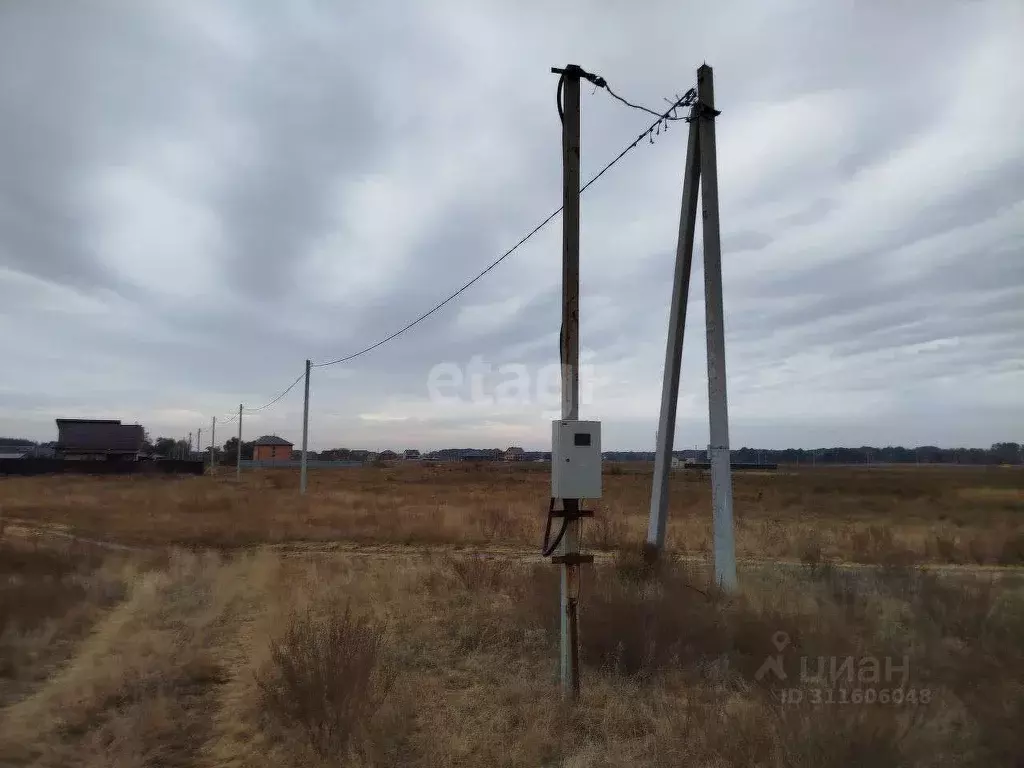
(0, 443), (32, 460)
(253, 435), (293, 462)
(55, 419), (145, 461)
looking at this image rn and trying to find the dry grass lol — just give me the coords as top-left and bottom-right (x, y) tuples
(0, 539), (1021, 767)
(2, 463), (1022, 564)
(1, 464), (1023, 766)
(255, 602), (396, 759)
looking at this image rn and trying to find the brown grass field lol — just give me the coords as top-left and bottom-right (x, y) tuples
(1, 463), (1022, 766)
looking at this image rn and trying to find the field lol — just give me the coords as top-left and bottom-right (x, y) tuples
(1, 464), (1022, 766)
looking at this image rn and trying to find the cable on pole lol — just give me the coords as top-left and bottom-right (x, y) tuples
(203, 67), (697, 421)
(243, 370), (306, 413)
(312, 82), (696, 370)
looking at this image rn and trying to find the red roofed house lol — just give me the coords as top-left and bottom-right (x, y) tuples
(253, 435), (293, 462)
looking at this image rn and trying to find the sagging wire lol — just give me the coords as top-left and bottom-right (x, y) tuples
(312, 77), (695, 372)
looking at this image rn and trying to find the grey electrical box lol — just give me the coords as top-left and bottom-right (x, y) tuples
(551, 420), (602, 499)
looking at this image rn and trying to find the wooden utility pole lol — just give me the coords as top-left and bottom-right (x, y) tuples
(300, 359), (311, 494)
(210, 416), (217, 474)
(236, 404), (243, 480)
(554, 63), (582, 697)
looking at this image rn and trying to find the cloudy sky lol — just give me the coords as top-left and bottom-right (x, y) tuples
(1, 1), (1021, 451)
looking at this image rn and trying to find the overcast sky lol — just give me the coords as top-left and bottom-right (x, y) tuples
(1, 1), (1021, 451)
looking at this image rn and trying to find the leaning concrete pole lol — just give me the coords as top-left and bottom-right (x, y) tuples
(647, 102), (701, 553)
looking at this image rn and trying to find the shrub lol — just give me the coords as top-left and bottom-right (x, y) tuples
(997, 531), (1024, 565)
(256, 603), (395, 758)
(933, 534), (957, 563)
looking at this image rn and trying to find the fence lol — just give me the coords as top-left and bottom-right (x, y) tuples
(237, 459), (365, 470)
(0, 458), (206, 477)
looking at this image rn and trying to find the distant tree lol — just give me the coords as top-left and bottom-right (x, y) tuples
(991, 442), (1022, 465)
(0, 437), (36, 446)
(153, 437), (177, 456)
(221, 437), (254, 464)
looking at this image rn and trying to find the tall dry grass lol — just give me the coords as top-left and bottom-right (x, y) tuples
(1, 535), (1021, 767)
(2, 463), (1022, 564)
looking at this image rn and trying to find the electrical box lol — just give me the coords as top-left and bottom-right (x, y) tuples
(551, 420), (602, 499)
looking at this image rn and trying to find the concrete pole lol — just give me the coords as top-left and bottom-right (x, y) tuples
(300, 358), (311, 495)
(697, 64), (737, 592)
(647, 104), (701, 553)
(236, 404), (243, 480)
(557, 65), (582, 698)
(210, 416), (216, 474)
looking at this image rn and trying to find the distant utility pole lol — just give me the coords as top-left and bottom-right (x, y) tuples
(300, 358), (311, 495)
(196, 429), (201, 461)
(647, 64), (737, 591)
(236, 404), (243, 480)
(209, 416), (216, 474)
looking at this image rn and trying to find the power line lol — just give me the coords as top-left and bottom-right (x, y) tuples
(243, 370), (305, 413)
(557, 64), (695, 124)
(312, 86), (695, 370)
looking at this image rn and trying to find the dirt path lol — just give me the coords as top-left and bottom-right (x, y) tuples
(4, 517), (1021, 576)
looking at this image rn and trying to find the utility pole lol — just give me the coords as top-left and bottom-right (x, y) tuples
(300, 358), (311, 495)
(196, 428), (201, 461)
(552, 63), (584, 698)
(236, 404), (243, 480)
(648, 99), (701, 552)
(209, 416), (216, 474)
(645, 64), (737, 592)
(698, 65), (736, 591)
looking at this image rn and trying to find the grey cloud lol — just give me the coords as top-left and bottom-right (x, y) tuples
(1, 0), (1021, 450)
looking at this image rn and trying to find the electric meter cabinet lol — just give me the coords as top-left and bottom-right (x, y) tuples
(551, 420), (602, 499)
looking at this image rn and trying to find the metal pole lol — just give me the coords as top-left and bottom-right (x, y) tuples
(210, 416), (216, 474)
(300, 358), (311, 495)
(697, 64), (737, 591)
(236, 404), (243, 480)
(647, 105), (701, 553)
(556, 65), (581, 697)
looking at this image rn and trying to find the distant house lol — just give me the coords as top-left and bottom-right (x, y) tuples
(504, 446), (525, 462)
(0, 443), (32, 460)
(403, 449), (421, 461)
(378, 450), (398, 461)
(461, 451), (499, 463)
(54, 419), (145, 461)
(253, 435), (293, 462)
